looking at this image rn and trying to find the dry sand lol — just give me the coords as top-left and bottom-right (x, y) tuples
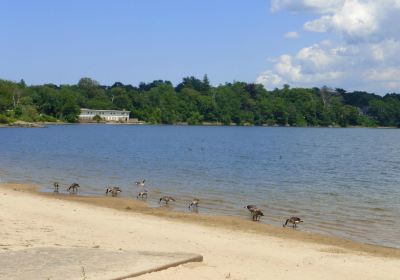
(1, 183), (399, 280)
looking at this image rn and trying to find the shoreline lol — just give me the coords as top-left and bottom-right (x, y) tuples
(0, 120), (398, 129)
(1, 182), (400, 279)
(2, 182), (399, 259)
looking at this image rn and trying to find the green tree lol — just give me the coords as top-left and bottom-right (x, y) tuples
(93, 114), (102, 123)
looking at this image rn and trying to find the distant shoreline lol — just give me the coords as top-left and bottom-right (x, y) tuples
(2, 119), (394, 129)
(0, 120), (398, 129)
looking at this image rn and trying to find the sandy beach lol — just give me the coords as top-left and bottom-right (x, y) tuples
(1, 183), (399, 280)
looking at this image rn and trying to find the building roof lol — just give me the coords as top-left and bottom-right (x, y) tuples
(80, 108), (128, 112)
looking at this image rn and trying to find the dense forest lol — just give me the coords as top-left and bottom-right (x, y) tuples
(1, 76), (400, 127)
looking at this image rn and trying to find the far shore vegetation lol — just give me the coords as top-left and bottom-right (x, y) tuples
(1, 76), (400, 127)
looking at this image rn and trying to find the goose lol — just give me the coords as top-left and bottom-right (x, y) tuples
(53, 182), (59, 193)
(252, 209), (264, 221)
(135, 180), (145, 188)
(283, 217), (303, 228)
(159, 196), (175, 205)
(188, 198), (199, 210)
(105, 187), (121, 197)
(67, 183), (80, 193)
(137, 190), (148, 199)
(244, 205), (257, 213)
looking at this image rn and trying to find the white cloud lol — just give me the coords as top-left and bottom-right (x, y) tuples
(256, 70), (283, 87)
(258, 0), (400, 93)
(366, 67), (400, 82)
(303, 0), (380, 42)
(271, 0), (345, 13)
(275, 0), (400, 43)
(284, 31), (300, 39)
(257, 42), (345, 88)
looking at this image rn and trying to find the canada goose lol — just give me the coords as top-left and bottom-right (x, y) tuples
(159, 196), (175, 204)
(252, 209), (264, 221)
(283, 217), (303, 228)
(105, 187), (121, 197)
(53, 182), (59, 193)
(67, 183), (80, 193)
(135, 180), (145, 188)
(244, 205), (257, 213)
(188, 198), (199, 210)
(137, 190), (148, 199)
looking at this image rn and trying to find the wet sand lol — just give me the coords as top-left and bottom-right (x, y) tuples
(1, 183), (400, 279)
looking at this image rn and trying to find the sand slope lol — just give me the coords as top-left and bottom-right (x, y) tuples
(0, 184), (399, 280)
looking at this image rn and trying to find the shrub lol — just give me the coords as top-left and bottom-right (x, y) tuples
(38, 114), (58, 122)
(92, 115), (102, 123)
(187, 112), (203, 125)
(0, 114), (9, 124)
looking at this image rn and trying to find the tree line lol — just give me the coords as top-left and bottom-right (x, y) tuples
(1, 76), (400, 127)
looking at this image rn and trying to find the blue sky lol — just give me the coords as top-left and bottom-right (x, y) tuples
(1, 1), (400, 93)
(0, 1), (320, 85)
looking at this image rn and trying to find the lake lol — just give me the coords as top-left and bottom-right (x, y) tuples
(0, 125), (399, 248)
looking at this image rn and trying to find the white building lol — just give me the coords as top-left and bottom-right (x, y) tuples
(79, 108), (130, 122)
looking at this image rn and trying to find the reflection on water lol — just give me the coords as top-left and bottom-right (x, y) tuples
(0, 125), (400, 248)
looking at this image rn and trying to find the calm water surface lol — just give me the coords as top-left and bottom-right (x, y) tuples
(0, 125), (399, 248)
